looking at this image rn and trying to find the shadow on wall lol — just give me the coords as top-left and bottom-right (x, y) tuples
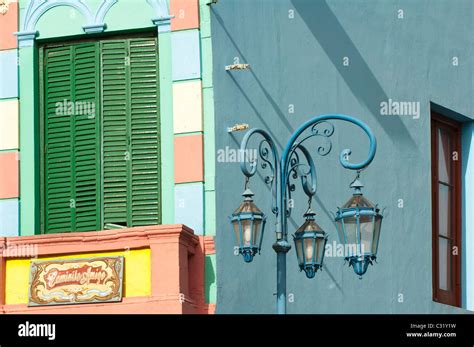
(211, 9), (294, 153)
(291, 0), (417, 151)
(212, 4), (345, 295)
(205, 256), (216, 303)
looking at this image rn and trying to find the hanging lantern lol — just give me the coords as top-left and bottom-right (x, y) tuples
(293, 208), (328, 278)
(229, 188), (266, 263)
(335, 175), (383, 278)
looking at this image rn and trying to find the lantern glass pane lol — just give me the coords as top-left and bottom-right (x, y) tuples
(232, 220), (241, 246)
(372, 215), (382, 254)
(303, 237), (314, 264)
(336, 219), (345, 244)
(295, 238), (303, 265)
(344, 215), (358, 257)
(252, 219), (262, 247)
(241, 220), (252, 247)
(315, 237), (326, 264)
(360, 215), (374, 255)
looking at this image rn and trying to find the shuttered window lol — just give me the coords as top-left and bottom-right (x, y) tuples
(40, 35), (161, 234)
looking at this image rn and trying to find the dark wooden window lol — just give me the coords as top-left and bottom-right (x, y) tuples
(431, 112), (462, 307)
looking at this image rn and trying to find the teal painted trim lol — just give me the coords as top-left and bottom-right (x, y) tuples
(158, 31), (174, 225)
(0, 197), (20, 202)
(199, 0), (211, 39)
(0, 149), (19, 154)
(18, 45), (39, 236)
(200, 0), (216, 237)
(461, 122), (474, 311)
(201, 39), (213, 88)
(205, 253), (217, 304)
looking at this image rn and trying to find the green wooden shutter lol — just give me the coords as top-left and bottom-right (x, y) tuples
(101, 37), (161, 228)
(43, 45), (74, 233)
(73, 43), (101, 232)
(43, 43), (101, 233)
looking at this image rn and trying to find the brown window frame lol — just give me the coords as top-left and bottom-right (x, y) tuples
(431, 112), (462, 307)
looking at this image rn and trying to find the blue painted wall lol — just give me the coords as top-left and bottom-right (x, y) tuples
(0, 199), (19, 237)
(0, 50), (18, 99)
(172, 30), (202, 81)
(175, 183), (204, 235)
(211, 0), (473, 313)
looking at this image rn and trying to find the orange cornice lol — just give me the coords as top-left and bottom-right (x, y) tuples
(203, 236), (216, 255)
(0, 224), (198, 257)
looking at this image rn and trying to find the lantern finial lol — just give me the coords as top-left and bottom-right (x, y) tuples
(349, 170), (364, 195)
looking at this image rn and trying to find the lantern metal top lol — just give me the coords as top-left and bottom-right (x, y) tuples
(341, 193), (376, 210)
(295, 208), (325, 235)
(231, 188), (264, 217)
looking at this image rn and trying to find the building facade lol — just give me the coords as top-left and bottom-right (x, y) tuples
(0, 0), (473, 315)
(0, 0), (216, 313)
(211, 0), (474, 313)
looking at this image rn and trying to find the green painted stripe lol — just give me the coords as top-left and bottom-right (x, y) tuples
(159, 31), (175, 225)
(19, 46), (39, 236)
(200, 0), (216, 237)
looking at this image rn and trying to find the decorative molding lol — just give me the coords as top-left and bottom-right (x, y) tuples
(0, 224), (198, 257)
(83, 23), (106, 34)
(202, 236), (215, 255)
(15, 0), (118, 46)
(94, 0), (117, 24)
(1, 295), (214, 314)
(146, 0), (169, 18)
(15, 31), (38, 47)
(0, 0), (8, 15)
(147, 0), (173, 33)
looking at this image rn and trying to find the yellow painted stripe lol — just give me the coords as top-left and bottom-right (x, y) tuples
(5, 249), (151, 305)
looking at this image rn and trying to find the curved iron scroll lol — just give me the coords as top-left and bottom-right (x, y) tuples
(240, 129), (279, 215)
(238, 114), (377, 236)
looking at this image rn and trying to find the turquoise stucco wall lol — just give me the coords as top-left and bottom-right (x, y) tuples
(211, 0), (474, 313)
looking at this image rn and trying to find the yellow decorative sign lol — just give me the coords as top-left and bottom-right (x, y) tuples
(28, 257), (124, 306)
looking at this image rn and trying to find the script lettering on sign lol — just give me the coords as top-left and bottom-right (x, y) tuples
(28, 257), (123, 306)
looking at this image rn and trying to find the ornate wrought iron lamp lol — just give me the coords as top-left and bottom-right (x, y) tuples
(228, 114), (382, 314)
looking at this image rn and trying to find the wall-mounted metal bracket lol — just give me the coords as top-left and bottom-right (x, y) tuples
(225, 63), (250, 71)
(227, 123), (250, 133)
(206, 0), (218, 5)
